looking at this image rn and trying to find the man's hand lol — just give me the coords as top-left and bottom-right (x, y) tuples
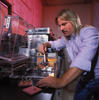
(36, 42), (51, 54)
(37, 76), (61, 88)
(36, 44), (46, 54)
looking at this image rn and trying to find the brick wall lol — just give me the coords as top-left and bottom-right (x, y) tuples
(7, 0), (43, 27)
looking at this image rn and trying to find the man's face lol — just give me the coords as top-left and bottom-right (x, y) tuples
(57, 18), (75, 39)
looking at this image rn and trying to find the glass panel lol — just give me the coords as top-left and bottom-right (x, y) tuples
(0, 15), (32, 59)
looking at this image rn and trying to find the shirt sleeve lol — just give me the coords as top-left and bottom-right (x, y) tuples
(49, 36), (66, 51)
(70, 27), (99, 71)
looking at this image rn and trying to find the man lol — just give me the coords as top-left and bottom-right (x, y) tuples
(37, 9), (99, 100)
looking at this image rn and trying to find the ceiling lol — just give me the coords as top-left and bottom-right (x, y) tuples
(42, 0), (93, 6)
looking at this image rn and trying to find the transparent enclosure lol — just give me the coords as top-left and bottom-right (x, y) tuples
(25, 28), (57, 78)
(0, 15), (32, 60)
(0, 15), (34, 77)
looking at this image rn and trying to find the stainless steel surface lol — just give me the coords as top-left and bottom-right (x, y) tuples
(24, 28), (57, 81)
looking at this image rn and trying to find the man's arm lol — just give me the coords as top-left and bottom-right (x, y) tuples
(37, 67), (84, 88)
(57, 67), (84, 88)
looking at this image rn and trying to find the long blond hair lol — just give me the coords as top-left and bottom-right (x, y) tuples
(55, 9), (82, 34)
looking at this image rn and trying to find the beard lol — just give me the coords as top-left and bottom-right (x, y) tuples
(62, 30), (71, 40)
